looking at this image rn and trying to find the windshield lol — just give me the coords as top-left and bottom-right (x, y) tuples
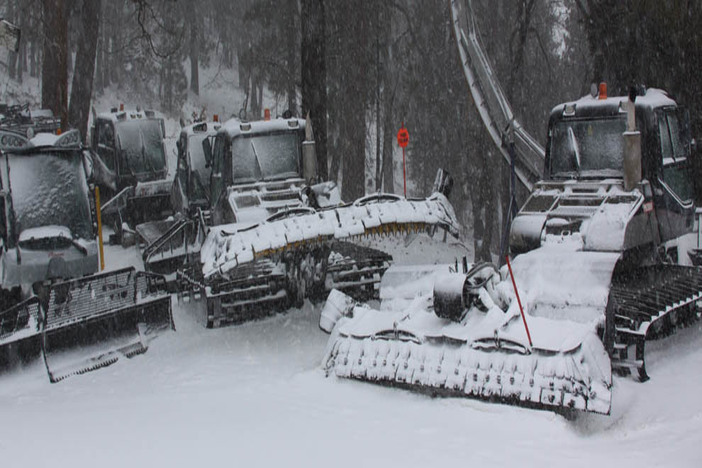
(8, 151), (92, 241)
(115, 119), (167, 176)
(549, 117), (626, 178)
(231, 132), (301, 183)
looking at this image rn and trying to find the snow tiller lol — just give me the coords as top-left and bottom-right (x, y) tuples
(320, 258), (614, 414)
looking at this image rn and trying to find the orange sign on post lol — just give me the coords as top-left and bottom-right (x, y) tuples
(397, 126), (409, 148)
(397, 124), (410, 197)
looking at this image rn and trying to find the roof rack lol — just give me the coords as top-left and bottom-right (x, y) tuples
(0, 103), (61, 136)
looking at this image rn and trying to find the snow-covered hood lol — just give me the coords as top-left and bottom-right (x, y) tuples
(226, 178), (306, 224)
(18, 225), (73, 244)
(2, 226), (98, 289)
(510, 179), (645, 253)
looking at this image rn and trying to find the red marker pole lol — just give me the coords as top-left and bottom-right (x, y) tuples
(402, 146), (406, 197)
(506, 255), (533, 348)
(397, 123), (409, 197)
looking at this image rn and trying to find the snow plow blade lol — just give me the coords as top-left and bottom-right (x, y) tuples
(40, 267), (174, 383)
(202, 192), (459, 279)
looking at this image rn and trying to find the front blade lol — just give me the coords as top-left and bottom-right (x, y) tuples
(40, 267), (173, 383)
(0, 298), (41, 368)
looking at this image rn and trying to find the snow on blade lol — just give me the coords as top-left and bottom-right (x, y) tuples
(201, 193), (459, 279)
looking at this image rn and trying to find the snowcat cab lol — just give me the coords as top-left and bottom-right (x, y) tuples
(137, 113), (341, 279)
(0, 128), (173, 382)
(0, 130), (97, 303)
(511, 88), (694, 257)
(206, 115), (339, 227)
(90, 106), (172, 244)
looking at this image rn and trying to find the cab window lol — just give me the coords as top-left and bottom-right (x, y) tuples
(176, 135), (188, 184)
(210, 134), (226, 205)
(659, 110), (693, 202)
(96, 121), (116, 171)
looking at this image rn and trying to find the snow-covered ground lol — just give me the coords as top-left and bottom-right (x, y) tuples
(1, 235), (702, 468)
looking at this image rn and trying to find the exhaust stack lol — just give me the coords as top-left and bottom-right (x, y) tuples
(623, 86), (642, 191)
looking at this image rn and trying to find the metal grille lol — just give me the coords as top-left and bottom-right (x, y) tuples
(0, 297), (40, 343)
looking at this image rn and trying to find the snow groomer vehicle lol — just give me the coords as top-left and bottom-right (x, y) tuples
(319, 0), (702, 416)
(0, 116), (173, 383)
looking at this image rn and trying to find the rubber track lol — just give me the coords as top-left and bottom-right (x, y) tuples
(608, 264), (702, 379)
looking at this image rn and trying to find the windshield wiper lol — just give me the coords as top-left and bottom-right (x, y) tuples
(552, 171), (579, 180)
(139, 129), (157, 177)
(567, 127), (581, 175)
(265, 171), (299, 181)
(250, 141), (263, 179)
(118, 134), (138, 179)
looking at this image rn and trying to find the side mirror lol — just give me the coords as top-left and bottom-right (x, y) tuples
(302, 140), (317, 183)
(82, 149), (95, 180)
(202, 138), (213, 168)
(432, 168), (453, 198)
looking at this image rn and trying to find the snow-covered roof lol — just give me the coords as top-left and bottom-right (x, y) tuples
(219, 117), (305, 139)
(552, 88), (677, 117)
(0, 128), (82, 152)
(96, 108), (164, 124)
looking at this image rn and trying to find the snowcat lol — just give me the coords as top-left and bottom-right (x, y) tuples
(134, 118), (223, 279)
(318, 0), (702, 415)
(90, 106), (172, 245)
(0, 125), (173, 383)
(140, 110), (459, 328)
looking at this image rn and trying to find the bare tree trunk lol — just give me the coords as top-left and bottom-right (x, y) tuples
(68, 0), (100, 143)
(41, 0), (69, 130)
(250, 72), (260, 118)
(301, 0), (328, 179)
(16, 0), (26, 84)
(381, 87), (395, 193)
(7, 0), (17, 79)
(189, 17), (200, 95)
(373, 2), (381, 191)
(286, 0), (297, 113)
(339, 1), (369, 201)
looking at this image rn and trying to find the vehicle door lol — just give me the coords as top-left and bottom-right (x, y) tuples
(654, 107), (695, 243)
(93, 119), (118, 192)
(172, 133), (189, 215)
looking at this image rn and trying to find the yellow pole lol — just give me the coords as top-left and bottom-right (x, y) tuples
(95, 186), (105, 271)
